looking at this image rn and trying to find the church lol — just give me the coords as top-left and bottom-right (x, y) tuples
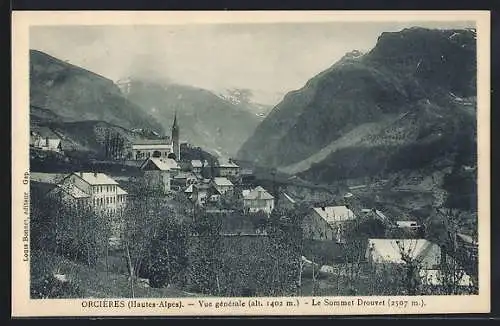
(129, 113), (181, 161)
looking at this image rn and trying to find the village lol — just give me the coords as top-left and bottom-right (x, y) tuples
(29, 112), (479, 298)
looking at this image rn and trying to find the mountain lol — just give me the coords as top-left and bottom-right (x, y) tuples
(237, 28), (477, 210)
(120, 79), (262, 158)
(30, 50), (163, 133)
(31, 106), (152, 157)
(216, 88), (275, 117)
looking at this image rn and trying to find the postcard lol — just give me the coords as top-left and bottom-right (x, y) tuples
(11, 10), (490, 317)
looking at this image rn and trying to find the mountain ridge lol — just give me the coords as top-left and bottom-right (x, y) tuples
(30, 49), (164, 133)
(237, 27), (477, 207)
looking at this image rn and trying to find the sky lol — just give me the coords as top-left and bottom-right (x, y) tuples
(30, 21), (475, 105)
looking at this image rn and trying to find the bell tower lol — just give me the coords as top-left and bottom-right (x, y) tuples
(171, 111), (180, 161)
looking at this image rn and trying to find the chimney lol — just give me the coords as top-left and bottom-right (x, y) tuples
(45, 137), (49, 147)
(321, 206), (325, 211)
(94, 172), (98, 177)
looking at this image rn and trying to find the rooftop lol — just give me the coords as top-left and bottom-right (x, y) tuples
(57, 183), (90, 199)
(243, 186), (274, 200)
(457, 233), (478, 246)
(213, 177), (233, 187)
(116, 186), (128, 195)
(396, 221), (420, 228)
(312, 205), (356, 223)
(282, 192), (296, 204)
(219, 161), (239, 168)
(366, 239), (439, 264)
(73, 172), (119, 185)
(191, 160), (203, 168)
(141, 157), (179, 171)
(132, 139), (171, 146)
(31, 126), (60, 139)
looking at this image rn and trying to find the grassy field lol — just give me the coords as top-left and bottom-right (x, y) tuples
(31, 250), (198, 298)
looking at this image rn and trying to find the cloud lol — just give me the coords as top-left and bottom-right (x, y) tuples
(30, 21), (475, 105)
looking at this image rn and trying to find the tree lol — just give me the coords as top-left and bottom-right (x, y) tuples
(122, 185), (167, 297)
(145, 219), (189, 288)
(395, 239), (423, 295)
(188, 211), (224, 295)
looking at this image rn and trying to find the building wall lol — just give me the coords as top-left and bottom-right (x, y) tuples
(131, 144), (173, 160)
(244, 198), (274, 215)
(302, 212), (337, 241)
(65, 174), (91, 195)
(144, 170), (171, 194)
(219, 167), (240, 178)
(216, 185), (233, 195)
(90, 184), (120, 215)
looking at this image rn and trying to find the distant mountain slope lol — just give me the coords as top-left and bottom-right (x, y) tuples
(122, 79), (262, 158)
(237, 27), (477, 184)
(30, 50), (163, 133)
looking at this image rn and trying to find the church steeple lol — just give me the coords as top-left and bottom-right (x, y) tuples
(172, 111), (178, 130)
(171, 110), (180, 161)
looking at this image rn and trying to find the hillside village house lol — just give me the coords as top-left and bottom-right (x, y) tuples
(302, 205), (357, 243)
(172, 171), (201, 190)
(49, 172), (128, 239)
(140, 157), (174, 194)
(365, 238), (472, 287)
(190, 160), (207, 174)
(212, 177), (234, 195)
(185, 182), (221, 206)
(217, 160), (240, 178)
(30, 127), (63, 153)
(243, 186), (275, 216)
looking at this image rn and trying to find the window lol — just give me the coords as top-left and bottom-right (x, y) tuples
(106, 197), (109, 204)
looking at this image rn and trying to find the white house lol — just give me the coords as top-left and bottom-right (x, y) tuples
(302, 205), (357, 243)
(30, 127), (63, 153)
(243, 186), (274, 216)
(50, 172), (128, 239)
(212, 177), (234, 195)
(217, 160), (240, 178)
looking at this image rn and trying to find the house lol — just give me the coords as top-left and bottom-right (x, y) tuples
(243, 186), (274, 216)
(30, 127), (63, 153)
(172, 171), (201, 190)
(48, 182), (91, 209)
(185, 182), (221, 206)
(140, 157), (172, 194)
(365, 238), (472, 287)
(217, 159), (240, 178)
(302, 205), (357, 243)
(190, 160), (205, 174)
(49, 172), (128, 239)
(240, 168), (255, 186)
(212, 177), (234, 195)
